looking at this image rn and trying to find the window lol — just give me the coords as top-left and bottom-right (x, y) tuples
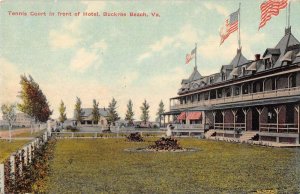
(204, 92), (209, 100)
(242, 67), (246, 75)
(225, 87), (231, 97)
(222, 73), (226, 81)
(264, 58), (272, 69)
(217, 89), (223, 98)
(235, 86), (240, 96)
(210, 76), (214, 84)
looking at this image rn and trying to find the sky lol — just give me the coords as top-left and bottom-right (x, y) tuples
(0, 0), (300, 121)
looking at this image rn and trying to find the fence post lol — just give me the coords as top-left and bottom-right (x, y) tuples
(0, 164), (4, 194)
(23, 147), (28, 166)
(10, 155), (15, 182)
(28, 145), (32, 164)
(18, 150), (23, 175)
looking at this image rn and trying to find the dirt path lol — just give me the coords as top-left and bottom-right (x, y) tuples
(0, 128), (31, 138)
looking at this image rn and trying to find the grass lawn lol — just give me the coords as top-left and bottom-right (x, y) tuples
(44, 138), (300, 193)
(14, 129), (46, 138)
(0, 140), (29, 163)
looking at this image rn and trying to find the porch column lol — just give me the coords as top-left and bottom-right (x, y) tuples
(242, 108), (250, 131)
(159, 114), (162, 127)
(288, 74), (292, 88)
(231, 110), (237, 138)
(256, 107), (265, 132)
(295, 105), (300, 134)
(221, 111), (225, 137)
(167, 115), (170, 124)
(262, 78), (266, 92)
(163, 116), (166, 127)
(274, 107), (282, 133)
(241, 84), (244, 96)
(212, 111), (216, 130)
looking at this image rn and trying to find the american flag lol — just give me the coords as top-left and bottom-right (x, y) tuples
(220, 9), (239, 45)
(186, 47), (196, 64)
(259, 0), (288, 30)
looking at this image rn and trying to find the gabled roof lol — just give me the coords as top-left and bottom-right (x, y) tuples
(273, 27), (300, 67)
(230, 48), (249, 67)
(263, 48), (281, 57)
(188, 66), (201, 82)
(76, 108), (108, 118)
(221, 64), (233, 72)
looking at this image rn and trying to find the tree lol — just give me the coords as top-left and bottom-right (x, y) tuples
(125, 99), (134, 125)
(92, 99), (100, 125)
(74, 97), (83, 124)
(140, 99), (150, 125)
(107, 98), (120, 126)
(156, 100), (165, 123)
(18, 75), (52, 132)
(58, 100), (67, 124)
(1, 104), (16, 142)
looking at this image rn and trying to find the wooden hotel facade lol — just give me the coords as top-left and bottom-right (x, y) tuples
(162, 27), (300, 145)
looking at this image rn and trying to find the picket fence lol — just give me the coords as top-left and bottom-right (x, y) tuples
(0, 131), (50, 194)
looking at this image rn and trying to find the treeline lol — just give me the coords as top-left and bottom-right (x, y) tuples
(66, 97), (165, 126)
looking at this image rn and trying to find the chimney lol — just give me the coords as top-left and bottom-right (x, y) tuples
(255, 54), (260, 61)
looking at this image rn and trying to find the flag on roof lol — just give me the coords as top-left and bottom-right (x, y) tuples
(258, 0), (288, 30)
(219, 9), (239, 45)
(186, 47), (196, 64)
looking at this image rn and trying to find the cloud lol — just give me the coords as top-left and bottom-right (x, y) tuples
(92, 39), (108, 51)
(81, 1), (106, 12)
(137, 24), (201, 63)
(69, 48), (99, 72)
(49, 1), (106, 49)
(40, 76), (110, 119)
(49, 30), (79, 49)
(0, 57), (20, 104)
(69, 39), (108, 72)
(150, 36), (175, 52)
(137, 52), (152, 62)
(198, 31), (266, 75)
(203, 2), (229, 17)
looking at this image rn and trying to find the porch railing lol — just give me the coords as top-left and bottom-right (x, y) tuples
(214, 123), (246, 131)
(172, 124), (204, 129)
(260, 123), (299, 133)
(170, 86), (300, 110)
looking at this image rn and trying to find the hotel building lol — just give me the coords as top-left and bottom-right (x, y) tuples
(162, 27), (300, 144)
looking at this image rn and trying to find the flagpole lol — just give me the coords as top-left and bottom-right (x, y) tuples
(238, 2), (241, 49)
(288, 0), (291, 28)
(195, 43), (197, 68)
(286, 1), (288, 28)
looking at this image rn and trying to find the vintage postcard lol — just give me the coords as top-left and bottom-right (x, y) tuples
(0, 0), (300, 193)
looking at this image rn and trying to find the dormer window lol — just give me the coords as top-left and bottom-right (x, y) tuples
(230, 67), (238, 79)
(222, 73), (226, 81)
(242, 67), (246, 76)
(210, 76), (214, 84)
(264, 57), (272, 69)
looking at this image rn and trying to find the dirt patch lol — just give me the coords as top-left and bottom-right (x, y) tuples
(0, 128), (31, 138)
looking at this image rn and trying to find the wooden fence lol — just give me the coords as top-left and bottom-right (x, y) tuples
(0, 131), (50, 193)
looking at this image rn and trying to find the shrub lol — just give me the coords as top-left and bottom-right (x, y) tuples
(65, 125), (79, 132)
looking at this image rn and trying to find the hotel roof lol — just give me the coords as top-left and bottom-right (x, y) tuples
(178, 27), (300, 95)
